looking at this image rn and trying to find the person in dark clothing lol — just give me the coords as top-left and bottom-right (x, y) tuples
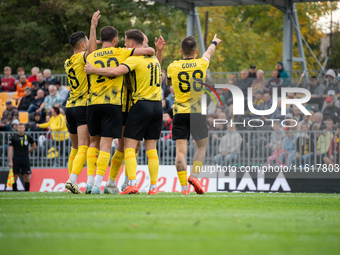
(31, 81), (40, 98)
(30, 113), (45, 132)
(27, 89), (45, 113)
(18, 87), (34, 111)
(264, 70), (284, 96)
(237, 69), (252, 98)
(9, 123), (36, 191)
(276, 61), (291, 87)
(322, 96), (339, 123)
(248, 65), (257, 79)
(308, 76), (324, 97)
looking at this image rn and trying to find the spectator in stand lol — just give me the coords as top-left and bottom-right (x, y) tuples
(207, 114), (217, 130)
(249, 90), (263, 119)
(310, 112), (323, 130)
(259, 92), (273, 122)
(16, 74), (31, 98)
(325, 123), (340, 165)
(316, 124), (332, 164)
(36, 72), (46, 91)
(0, 100), (19, 131)
(36, 85), (62, 115)
(55, 80), (69, 105)
(36, 106), (69, 164)
(15, 67), (25, 84)
(167, 86), (175, 107)
(297, 114), (312, 130)
(161, 112), (172, 132)
(237, 69), (252, 97)
(162, 98), (171, 114)
(267, 122), (284, 149)
(43, 69), (56, 84)
(30, 113), (45, 131)
(324, 69), (339, 94)
(293, 123), (314, 165)
(271, 98), (286, 122)
(281, 127), (296, 166)
(11, 119), (19, 132)
(267, 140), (282, 166)
(1, 66), (16, 92)
(264, 70), (284, 96)
(213, 123), (242, 166)
(27, 89), (45, 113)
(276, 61), (291, 87)
(321, 90), (339, 111)
(325, 118), (335, 133)
(28, 67), (39, 83)
(308, 76), (323, 98)
(292, 106), (303, 123)
(31, 81), (40, 98)
(322, 96), (339, 123)
(251, 70), (266, 96)
(43, 81), (51, 96)
(18, 87), (34, 112)
(248, 65), (257, 79)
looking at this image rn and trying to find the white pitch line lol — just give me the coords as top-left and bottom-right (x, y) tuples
(0, 194), (339, 200)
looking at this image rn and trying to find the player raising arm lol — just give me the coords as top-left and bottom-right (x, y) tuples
(85, 30), (165, 195)
(166, 34), (221, 194)
(84, 26), (155, 194)
(64, 10), (100, 194)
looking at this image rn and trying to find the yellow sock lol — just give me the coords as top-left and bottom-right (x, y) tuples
(124, 148), (137, 180)
(71, 145), (88, 176)
(109, 150), (124, 181)
(192, 161), (203, 177)
(147, 149), (159, 185)
(68, 148), (78, 175)
(177, 171), (187, 186)
(96, 151), (111, 176)
(87, 147), (99, 176)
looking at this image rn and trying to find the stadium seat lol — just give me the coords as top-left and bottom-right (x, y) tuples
(11, 99), (19, 107)
(0, 105), (6, 118)
(11, 92), (19, 100)
(0, 92), (10, 103)
(19, 112), (29, 123)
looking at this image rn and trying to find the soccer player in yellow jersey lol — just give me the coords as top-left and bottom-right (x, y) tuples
(104, 33), (165, 194)
(85, 26), (155, 194)
(167, 34), (222, 194)
(85, 29), (164, 195)
(64, 10), (101, 194)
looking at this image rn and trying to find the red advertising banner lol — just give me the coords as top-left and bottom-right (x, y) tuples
(29, 166), (215, 193)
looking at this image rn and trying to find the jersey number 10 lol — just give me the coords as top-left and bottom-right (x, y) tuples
(147, 62), (161, 87)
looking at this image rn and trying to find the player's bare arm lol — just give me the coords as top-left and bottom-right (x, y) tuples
(155, 36), (165, 64)
(85, 10), (101, 58)
(85, 61), (129, 77)
(202, 34), (222, 60)
(133, 47), (155, 56)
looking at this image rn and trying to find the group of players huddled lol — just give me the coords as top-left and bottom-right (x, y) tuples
(64, 10), (221, 195)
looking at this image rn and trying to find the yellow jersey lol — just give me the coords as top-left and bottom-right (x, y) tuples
(167, 58), (209, 114)
(122, 55), (162, 104)
(86, 47), (134, 106)
(64, 52), (89, 108)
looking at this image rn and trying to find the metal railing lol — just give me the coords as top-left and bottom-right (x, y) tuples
(0, 130), (339, 171)
(2, 69), (339, 86)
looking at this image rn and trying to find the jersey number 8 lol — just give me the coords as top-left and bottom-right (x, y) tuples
(178, 70), (204, 93)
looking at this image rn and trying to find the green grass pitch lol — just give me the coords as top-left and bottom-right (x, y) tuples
(0, 192), (339, 255)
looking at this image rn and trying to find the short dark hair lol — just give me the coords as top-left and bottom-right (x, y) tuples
(53, 106), (60, 115)
(54, 80), (61, 86)
(181, 36), (197, 56)
(100, 26), (118, 43)
(125, 29), (144, 45)
(69, 31), (87, 48)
